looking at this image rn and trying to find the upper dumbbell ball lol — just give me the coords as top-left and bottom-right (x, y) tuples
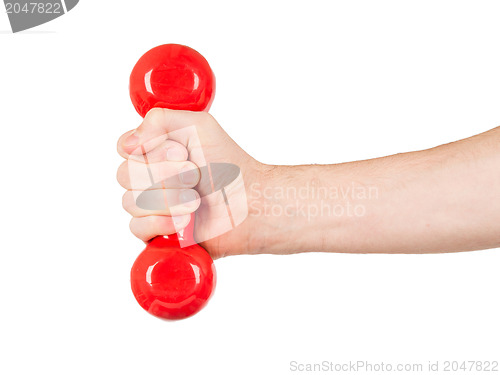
(129, 44), (216, 117)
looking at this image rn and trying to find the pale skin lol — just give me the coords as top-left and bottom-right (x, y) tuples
(117, 108), (500, 259)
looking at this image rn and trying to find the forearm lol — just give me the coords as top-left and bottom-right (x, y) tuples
(250, 127), (500, 254)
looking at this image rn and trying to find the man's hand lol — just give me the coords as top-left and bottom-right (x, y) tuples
(117, 108), (264, 259)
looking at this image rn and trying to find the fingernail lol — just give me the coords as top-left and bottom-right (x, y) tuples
(180, 167), (199, 185)
(179, 190), (197, 204)
(124, 131), (139, 147)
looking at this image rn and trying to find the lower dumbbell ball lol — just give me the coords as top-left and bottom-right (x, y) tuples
(130, 236), (216, 320)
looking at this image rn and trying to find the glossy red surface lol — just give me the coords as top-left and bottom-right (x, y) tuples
(129, 44), (217, 320)
(130, 44), (216, 117)
(131, 233), (216, 320)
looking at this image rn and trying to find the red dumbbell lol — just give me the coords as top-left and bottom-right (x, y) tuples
(128, 44), (216, 320)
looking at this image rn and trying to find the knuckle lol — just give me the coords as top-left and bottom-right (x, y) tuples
(204, 111), (215, 121)
(117, 136), (123, 154)
(145, 107), (165, 127)
(122, 192), (134, 213)
(196, 111), (212, 124)
(129, 218), (139, 235)
(116, 161), (129, 187)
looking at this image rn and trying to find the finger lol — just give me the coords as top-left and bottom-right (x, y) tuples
(119, 128), (188, 161)
(118, 129), (167, 158)
(144, 140), (188, 163)
(122, 189), (200, 217)
(117, 130), (136, 159)
(121, 108), (204, 154)
(126, 139), (188, 163)
(117, 160), (200, 190)
(129, 214), (191, 242)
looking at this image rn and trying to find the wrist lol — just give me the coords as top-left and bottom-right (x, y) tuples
(245, 163), (353, 255)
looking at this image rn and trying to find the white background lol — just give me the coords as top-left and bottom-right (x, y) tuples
(1, 1), (499, 374)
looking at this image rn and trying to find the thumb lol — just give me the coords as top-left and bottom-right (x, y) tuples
(121, 108), (202, 155)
